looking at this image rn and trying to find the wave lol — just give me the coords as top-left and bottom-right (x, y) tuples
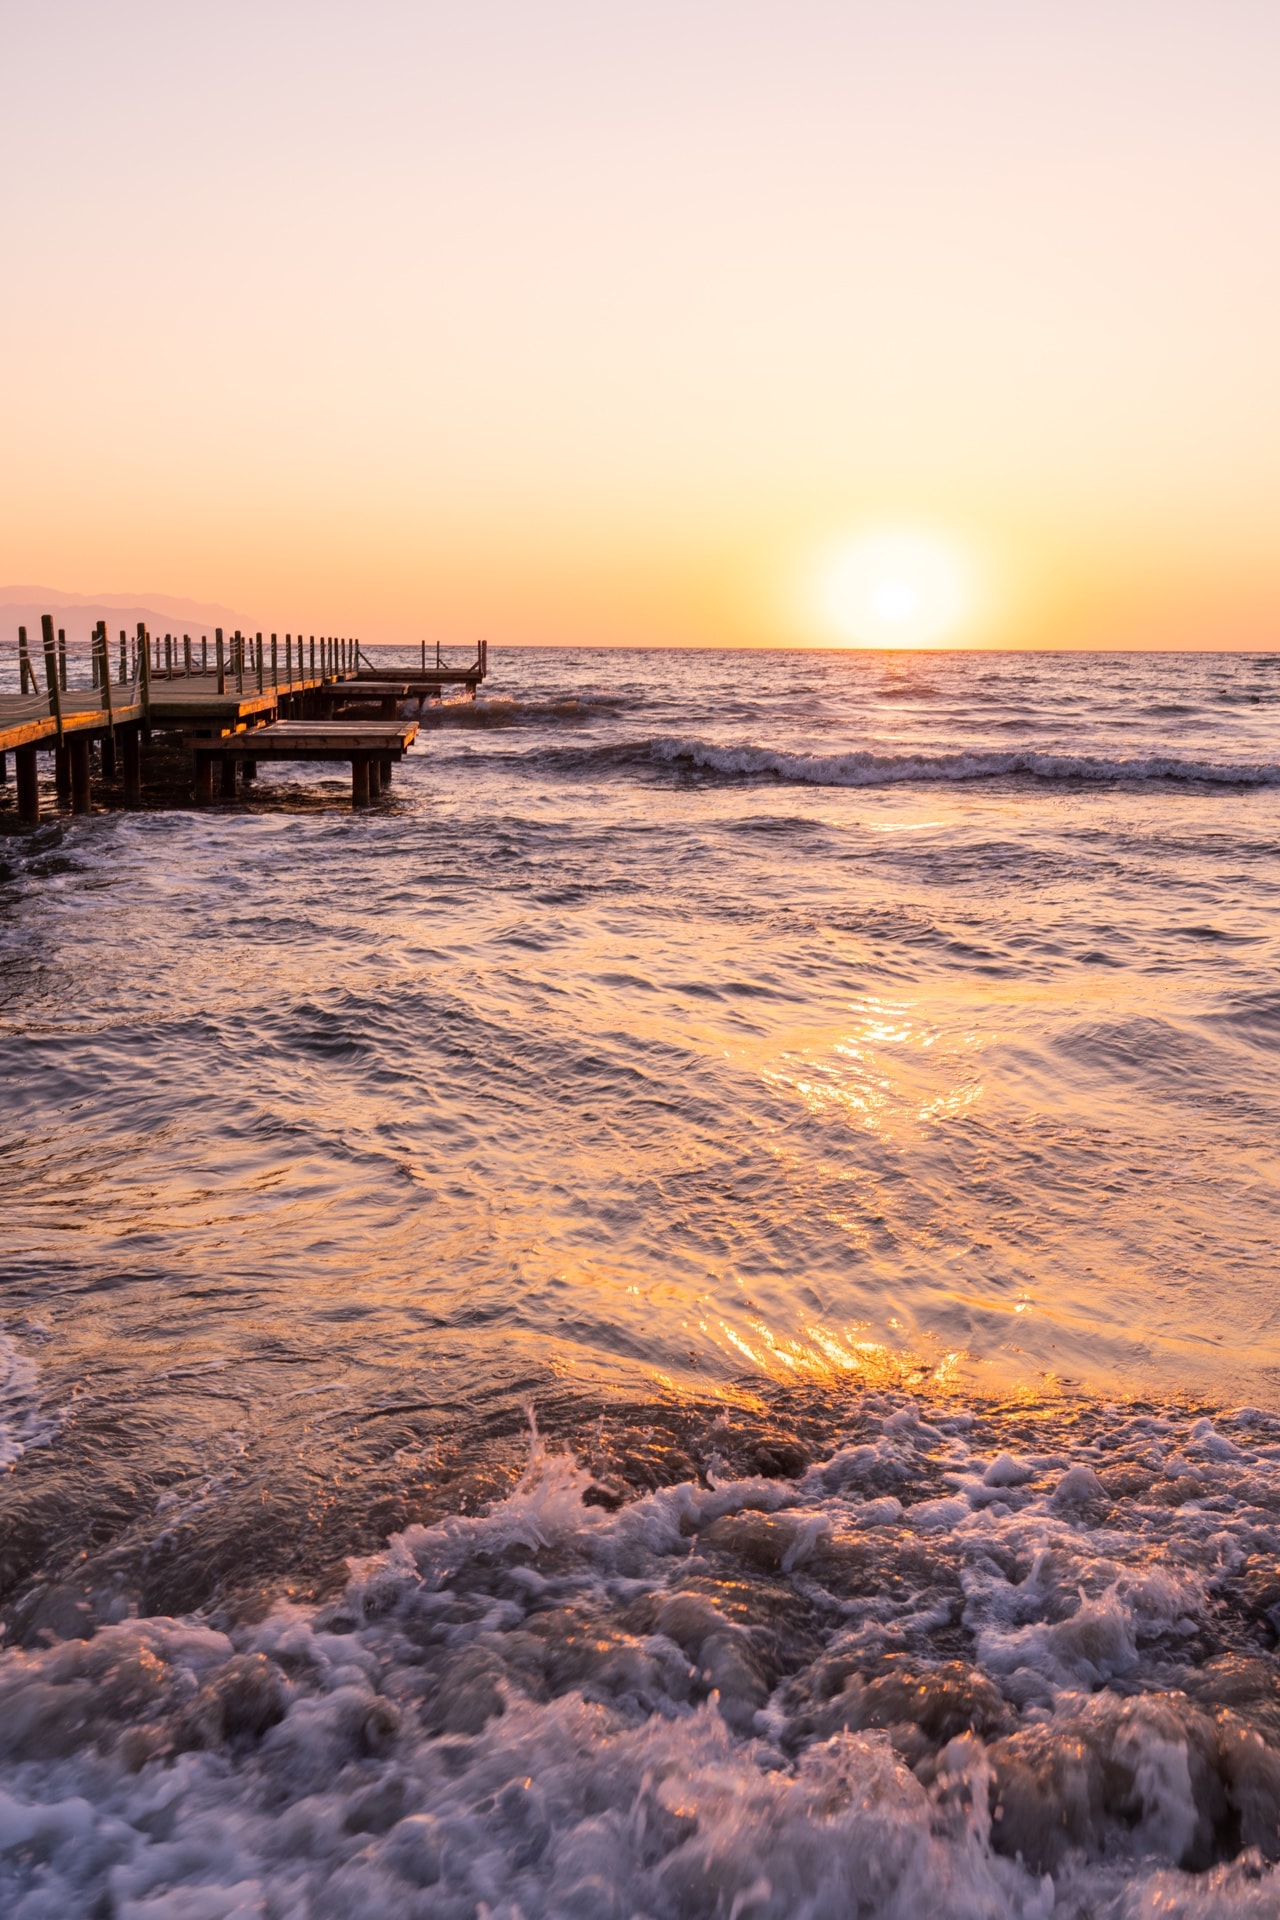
(413, 692), (641, 728)
(4, 1393), (1280, 1916)
(648, 737), (1280, 790)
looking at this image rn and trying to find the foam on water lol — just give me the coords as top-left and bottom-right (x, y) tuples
(0, 1332), (55, 1474)
(4, 1397), (1280, 1918)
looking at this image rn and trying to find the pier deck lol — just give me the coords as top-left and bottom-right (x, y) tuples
(0, 684), (145, 751)
(2, 620), (485, 820)
(190, 719), (418, 806)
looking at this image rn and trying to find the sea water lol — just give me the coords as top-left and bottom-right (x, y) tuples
(1, 645), (1278, 1917)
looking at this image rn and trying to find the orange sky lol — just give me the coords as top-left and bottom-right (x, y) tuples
(3, 2), (1278, 650)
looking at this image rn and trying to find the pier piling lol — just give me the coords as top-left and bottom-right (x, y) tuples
(16, 745), (38, 823)
(70, 736), (92, 813)
(122, 727), (142, 805)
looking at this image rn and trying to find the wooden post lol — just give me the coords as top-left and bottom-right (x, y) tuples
(421, 638), (426, 670)
(58, 628), (68, 690)
(256, 632), (264, 693)
(97, 623), (114, 731)
(380, 756), (393, 788)
(184, 634), (192, 675)
(351, 756), (370, 807)
(70, 735), (91, 813)
(119, 630), (127, 682)
(0, 751), (5, 784)
(18, 626), (34, 693)
(271, 632), (278, 689)
(309, 634), (315, 677)
(16, 745), (39, 823)
(165, 633), (172, 677)
(194, 752), (214, 802)
(242, 757), (256, 783)
(235, 631), (244, 695)
(216, 628), (225, 695)
(122, 725), (142, 805)
(138, 624), (151, 730)
(221, 754), (237, 799)
(101, 728), (117, 778)
(202, 636), (208, 673)
(286, 633), (293, 689)
(41, 616), (64, 743)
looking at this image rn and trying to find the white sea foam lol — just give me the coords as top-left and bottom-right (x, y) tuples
(648, 736), (1280, 789)
(0, 1331), (55, 1473)
(3, 1402), (1280, 1916)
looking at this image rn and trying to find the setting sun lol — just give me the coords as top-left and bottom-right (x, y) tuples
(812, 529), (979, 648)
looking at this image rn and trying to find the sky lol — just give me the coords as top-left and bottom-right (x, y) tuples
(2, 1), (1278, 650)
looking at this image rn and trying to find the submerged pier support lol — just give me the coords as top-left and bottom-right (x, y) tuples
(16, 746), (39, 824)
(122, 727), (142, 806)
(70, 736), (92, 814)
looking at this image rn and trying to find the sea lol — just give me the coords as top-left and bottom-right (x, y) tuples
(1, 643), (1279, 1918)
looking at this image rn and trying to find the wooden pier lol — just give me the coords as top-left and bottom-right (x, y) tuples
(0, 620), (488, 819)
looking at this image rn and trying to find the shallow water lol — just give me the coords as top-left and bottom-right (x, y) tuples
(1, 645), (1279, 1915)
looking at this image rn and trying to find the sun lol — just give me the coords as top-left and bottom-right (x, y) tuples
(814, 528), (976, 648)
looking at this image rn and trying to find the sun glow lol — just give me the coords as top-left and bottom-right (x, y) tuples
(814, 528), (978, 648)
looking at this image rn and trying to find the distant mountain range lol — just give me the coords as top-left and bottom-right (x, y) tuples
(0, 586), (241, 641)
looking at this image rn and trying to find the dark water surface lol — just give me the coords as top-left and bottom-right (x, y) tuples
(2, 646), (1279, 1917)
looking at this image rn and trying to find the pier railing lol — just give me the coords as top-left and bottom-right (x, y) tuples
(0, 618), (143, 745)
(143, 628), (360, 697)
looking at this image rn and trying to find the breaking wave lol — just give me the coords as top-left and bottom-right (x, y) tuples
(5, 1393), (1280, 1917)
(648, 737), (1280, 790)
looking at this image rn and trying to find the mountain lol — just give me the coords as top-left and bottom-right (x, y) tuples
(0, 586), (241, 640)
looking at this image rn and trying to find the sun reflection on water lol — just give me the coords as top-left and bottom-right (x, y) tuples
(761, 995), (986, 1142)
(709, 1314), (965, 1394)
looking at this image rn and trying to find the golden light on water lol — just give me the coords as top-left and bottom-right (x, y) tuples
(711, 1317), (966, 1394)
(760, 995), (986, 1144)
(812, 528), (980, 648)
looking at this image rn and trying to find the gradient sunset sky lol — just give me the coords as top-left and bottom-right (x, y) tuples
(3, 2), (1278, 650)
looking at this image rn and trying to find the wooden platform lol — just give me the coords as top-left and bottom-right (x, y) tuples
(189, 719), (419, 807)
(3, 621), (488, 821)
(0, 682), (146, 821)
(0, 685), (144, 752)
